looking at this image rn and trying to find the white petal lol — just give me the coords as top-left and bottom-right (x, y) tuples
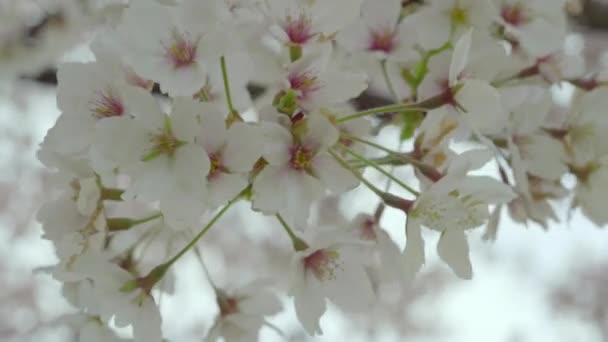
(122, 87), (165, 132)
(437, 229), (473, 280)
(450, 28), (473, 85)
(198, 105), (228, 153)
(207, 173), (248, 208)
(402, 219), (425, 280)
(456, 79), (506, 135)
(302, 114), (339, 151)
(223, 122), (264, 172)
(133, 297), (163, 342)
(293, 284), (326, 335)
(171, 97), (204, 142)
(324, 261), (373, 312)
(312, 153), (358, 193)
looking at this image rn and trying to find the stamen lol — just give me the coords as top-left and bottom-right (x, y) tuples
(163, 29), (198, 69)
(90, 88), (124, 118)
(289, 145), (313, 172)
(303, 249), (342, 281)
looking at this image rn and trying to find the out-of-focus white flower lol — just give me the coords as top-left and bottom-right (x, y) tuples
(263, 0), (363, 48)
(205, 282), (282, 342)
(71, 251), (163, 342)
(496, 0), (568, 57)
(410, 0), (497, 50)
(288, 232), (374, 335)
(115, 0), (233, 96)
(337, 0), (417, 61)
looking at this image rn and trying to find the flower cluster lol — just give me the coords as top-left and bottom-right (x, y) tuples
(37, 0), (608, 340)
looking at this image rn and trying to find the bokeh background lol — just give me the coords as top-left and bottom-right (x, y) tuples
(1, 0), (608, 341)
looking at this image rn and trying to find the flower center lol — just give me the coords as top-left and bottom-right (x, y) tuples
(289, 145), (313, 172)
(90, 88), (124, 118)
(143, 117), (185, 161)
(501, 4), (528, 27)
(303, 249), (341, 281)
(218, 296), (239, 317)
(164, 29), (198, 69)
(288, 71), (320, 100)
(208, 152), (227, 179)
(359, 219), (377, 241)
(195, 79), (217, 102)
(285, 14), (313, 45)
(451, 7), (469, 26)
(368, 28), (396, 53)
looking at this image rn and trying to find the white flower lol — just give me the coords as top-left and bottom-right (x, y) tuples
(45, 35), (152, 157)
(206, 282), (282, 342)
(252, 114), (358, 227)
(496, 0), (567, 57)
(165, 104), (263, 225)
(403, 149), (516, 279)
(263, 0), (363, 48)
(288, 233), (373, 335)
(71, 251), (163, 342)
(253, 43), (367, 111)
(36, 157), (107, 263)
(418, 30), (507, 136)
(115, 0), (233, 96)
(410, 0), (497, 50)
(337, 0), (417, 61)
(92, 87), (209, 217)
(350, 214), (404, 283)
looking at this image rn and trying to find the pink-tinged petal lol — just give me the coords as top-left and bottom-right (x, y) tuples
(312, 153), (358, 193)
(437, 228), (473, 280)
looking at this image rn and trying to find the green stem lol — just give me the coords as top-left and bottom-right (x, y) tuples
(336, 103), (425, 123)
(349, 135), (443, 179)
(329, 150), (415, 213)
(220, 56), (243, 123)
(101, 188), (124, 201)
(107, 212), (163, 232)
(275, 214), (308, 251)
(160, 192), (241, 271)
(336, 88), (455, 124)
(381, 59), (399, 102)
(338, 145), (420, 196)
